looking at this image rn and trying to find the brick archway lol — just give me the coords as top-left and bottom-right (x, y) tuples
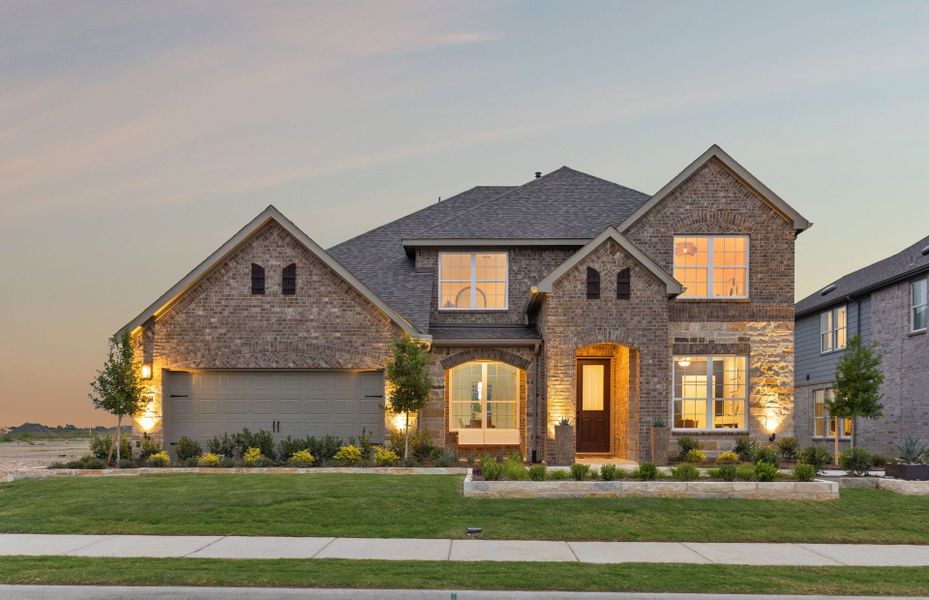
(440, 348), (531, 371)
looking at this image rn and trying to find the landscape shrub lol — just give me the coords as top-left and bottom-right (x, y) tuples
(174, 436), (201, 462)
(569, 463), (591, 480)
(90, 434), (131, 462)
(348, 427), (376, 461)
(634, 461), (660, 481)
(481, 460), (503, 481)
(735, 465), (756, 481)
(117, 459), (133, 468)
(793, 463), (816, 482)
(65, 455), (107, 469)
(502, 454), (528, 480)
(870, 453), (889, 468)
(683, 449), (707, 464)
(139, 436), (162, 461)
(207, 429), (275, 461)
(277, 436), (310, 461)
(717, 463), (737, 482)
(433, 449), (459, 467)
(288, 449), (316, 467)
(546, 469), (569, 480)
(753, 445), (780, 467)
(895, 436), (929, 464)
(373, 447), (399, 467)
(198, 453), (221, 467)
(313, 435), (344, 461)
(754, 462), (779, 482)
(799, 446), (832, 473)
(839, 447), (871, 476)
(599, 464), (619, 481)
(386, 430), (406, 452)
(243, 447), (273, 467)
(334, 445), (363, 466)
(409, 430), (436, 464)
(144, 451), (170, 467)
(219, 456), (237, 468)
(733, 434), (756, 461)
(775, 436), (799, 462)
(715, 451), (740, 465)
(671, 463), (701, 481)
(676, 436), (700, 456)
(528, 464), (547, 481)
(207, 432), (237, 458)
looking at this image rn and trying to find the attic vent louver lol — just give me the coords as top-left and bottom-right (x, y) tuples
(921, 245), (929, 256)
(820, 284), (837, 296)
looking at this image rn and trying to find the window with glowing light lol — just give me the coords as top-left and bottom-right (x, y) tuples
(673, 236), (748, 298)
(673, 356), (747, 430)
(439, 253), (508, 310)
(449, 361), (519, 445)
(820, 305), (847, 353)
(813, 388), (852, 439)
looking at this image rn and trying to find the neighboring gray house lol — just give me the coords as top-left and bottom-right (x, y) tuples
(794, 234), (929, 454)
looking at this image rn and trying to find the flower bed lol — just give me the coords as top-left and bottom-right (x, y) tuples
(462, 469), (839, 500)
(7, 466), (469, 483)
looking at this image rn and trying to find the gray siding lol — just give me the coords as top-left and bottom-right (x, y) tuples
(794, 296), (870, 386)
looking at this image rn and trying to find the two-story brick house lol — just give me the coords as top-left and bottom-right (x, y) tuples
(119, 145), (810, 462)
(794, 233), (929, 455)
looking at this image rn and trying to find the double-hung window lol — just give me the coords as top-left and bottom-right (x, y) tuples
(449, 361), (519, 445)
(439, 253), (508, 310)
(820, 305), (847, 353)
(673, 356), (748, 430)
(673, 236), (748, 298)
(912, 278), (928, 332)
(813, 388), (852, 439)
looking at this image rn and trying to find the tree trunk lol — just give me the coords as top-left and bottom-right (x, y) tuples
(833, 425), (839, 468)
(116, 414), (122, 466)
(851, 416), (858, 449)
(403, 412), (410, 460)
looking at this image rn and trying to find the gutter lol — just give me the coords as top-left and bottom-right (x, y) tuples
(795, 262), (929, 318)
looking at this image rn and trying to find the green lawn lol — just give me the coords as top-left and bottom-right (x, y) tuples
(2, 473), (929, 542)
(2, 557), (929, 596)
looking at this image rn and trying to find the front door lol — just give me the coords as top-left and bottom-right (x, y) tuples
(576, 359), (611, 453)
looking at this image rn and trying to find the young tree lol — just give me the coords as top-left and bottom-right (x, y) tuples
(827, 334), (884, 454)
(89, 332), (145, 466)
(385, 336), (432, 459)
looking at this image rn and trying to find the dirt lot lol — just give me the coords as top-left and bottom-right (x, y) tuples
(0, 439), (90, 477)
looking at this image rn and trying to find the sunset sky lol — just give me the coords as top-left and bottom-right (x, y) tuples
(1, 1), (928, 427)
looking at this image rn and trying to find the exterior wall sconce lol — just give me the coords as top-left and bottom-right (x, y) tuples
(141, 363), (153, 380)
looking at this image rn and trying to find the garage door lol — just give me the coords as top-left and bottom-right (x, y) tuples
(163, 370), (385, 452)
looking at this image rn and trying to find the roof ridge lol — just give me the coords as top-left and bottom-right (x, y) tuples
(556, 165), (651, 199)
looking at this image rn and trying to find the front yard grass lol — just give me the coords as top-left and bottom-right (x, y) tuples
(2, 473), (929, 543)
(2, 557), (929, 595)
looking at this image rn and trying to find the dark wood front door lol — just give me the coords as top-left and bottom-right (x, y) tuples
(576, 358), (611, 453)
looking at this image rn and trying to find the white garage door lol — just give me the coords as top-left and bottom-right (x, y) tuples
(163, 370), (385, 451)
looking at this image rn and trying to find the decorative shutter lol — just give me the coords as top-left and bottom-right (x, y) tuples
(251, 263), (265, 295)
(282, 263), (297, 295)
(586, 267), (600, 299)
(616, 268), (631, 299)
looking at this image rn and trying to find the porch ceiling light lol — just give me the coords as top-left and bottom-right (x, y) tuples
(140, 362), (153, 380)
(676, 358), (691, 368)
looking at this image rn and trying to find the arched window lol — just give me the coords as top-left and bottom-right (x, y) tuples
(282, 263), (296, 295)
(448, 361), (519, 445)
(251, 263), (265, 295)
(586, 267), (600, 299)
(616, 267), (631, 299)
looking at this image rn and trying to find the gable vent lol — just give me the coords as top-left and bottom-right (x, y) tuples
(820, 284), (837, 296)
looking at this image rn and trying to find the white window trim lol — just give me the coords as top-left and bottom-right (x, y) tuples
(671, 354), (749, 432)
(819, 305), (848, 354)
(672, 235), (750, 300)
(812, 388), (852, 440)
(911, 278), (928, 333)
(437, 252), (509, 311)
(449, 361), (519, 445)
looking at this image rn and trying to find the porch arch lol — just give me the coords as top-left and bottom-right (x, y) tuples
(440, 348), (531, 371)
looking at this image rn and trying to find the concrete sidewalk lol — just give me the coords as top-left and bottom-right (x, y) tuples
(3, 534), (929, 566)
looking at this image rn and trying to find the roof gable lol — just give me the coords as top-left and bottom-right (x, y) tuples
(535, 226), (684, 296)
(118, 206), (426, 339)
(403, 167), (650, 242)
(618, 145), (811, 234)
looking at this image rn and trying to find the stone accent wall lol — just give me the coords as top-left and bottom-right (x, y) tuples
(134, 220), (402, 445)
(421, 345), (539, 460)
(538, 238), (671, 463)
(418, 247), (575, 324)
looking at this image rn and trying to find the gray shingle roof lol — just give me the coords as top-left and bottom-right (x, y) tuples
(796, 233), (929, 316)
(404, 167), (650, 240)
(327, 186), (513, 331)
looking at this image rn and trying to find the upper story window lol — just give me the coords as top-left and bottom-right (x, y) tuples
(912, 278), (928, 332)
(673, 235), (748, 299)
(586, 267), (600, 299)
(438, 252), (508, 310)
(673, 355), (748, 430)
(616, 268), (631, 300)
(813, 388), (852, 439)
(820, 305), (847, 353)
(251, 263), (265, 295)
(282, 263), (296, 295)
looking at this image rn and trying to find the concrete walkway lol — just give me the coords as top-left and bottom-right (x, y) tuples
(3, 534), (929, 566)
(0, 586), (914, 600)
